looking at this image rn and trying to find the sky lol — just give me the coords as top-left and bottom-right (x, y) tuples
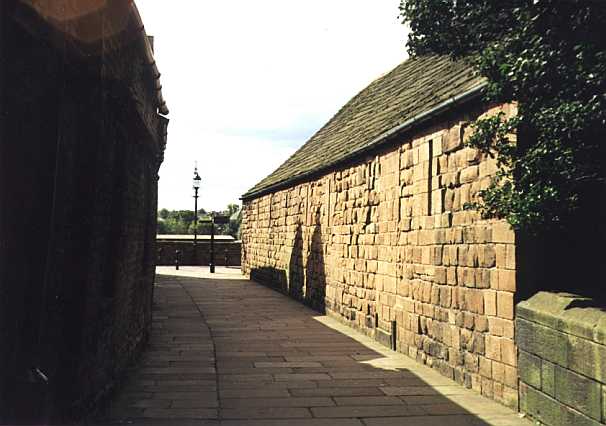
(136, 0), (409, 212)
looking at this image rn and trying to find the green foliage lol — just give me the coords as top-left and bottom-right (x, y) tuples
(400, 0), (606, 231)
(158, 208), (170, 220)
(157, 204), (242, 239)
(226, 203), (240, 217)
(228, 207), (242, 239)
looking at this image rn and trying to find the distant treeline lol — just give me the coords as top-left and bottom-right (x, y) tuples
(157, 203), (241, 239)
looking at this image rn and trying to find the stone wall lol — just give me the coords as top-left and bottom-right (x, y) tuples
(156, 240), (242, 266)
(0, 4), (166, 423)
(242, 103), (519, 408)
(517, 292), (606, 425)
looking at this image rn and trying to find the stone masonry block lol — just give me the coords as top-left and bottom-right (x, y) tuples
(479, 356), (492, 378)
(516, 318), (569, 367)
(504, 364), (518, 389)
(498, 269), (515, 292)
(542, 360), (555, 397)
(567, 334), (606, 384)
(554, 365), (602, 421)
(496, 244), (507, 268)
(419, 142), (431, 163)
(502, 319), (514, 339)
(492, 361), (505, 384)
(497, 291), (514, 320)
(520, 383), (602, 426)
(517, 292), (606, 345)
(518, 350), (541, 389)
(459, 165), (479, 184)
(506, 244), (516, 269)
(431, 189), (445, 215)
(486, 335), (501, 361)
(478, 245), (496, 268)
(492, 222), (515, 244)
(502, 385), (519, 409)
(501, 338), (517, 367)
(443, 125), (463, 153)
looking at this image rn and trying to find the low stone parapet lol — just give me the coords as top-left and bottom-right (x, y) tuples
(156, 240), (241, 266)
(517, 292), (606, 425)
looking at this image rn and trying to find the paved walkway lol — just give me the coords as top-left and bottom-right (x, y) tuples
(99, 267), (530, 426)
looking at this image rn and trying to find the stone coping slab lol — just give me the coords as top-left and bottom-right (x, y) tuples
(516, 291), (606, 345)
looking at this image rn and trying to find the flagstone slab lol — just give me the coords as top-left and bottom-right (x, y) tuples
(99, 267), (531, 426)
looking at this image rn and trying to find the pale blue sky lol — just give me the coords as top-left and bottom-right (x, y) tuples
(137, 0), (409, 211)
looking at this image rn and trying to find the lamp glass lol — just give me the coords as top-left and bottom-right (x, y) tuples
(193, 175), (201, 189)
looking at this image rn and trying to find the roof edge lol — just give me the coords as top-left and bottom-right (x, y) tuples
(131, 2), (169, 115)
(241, 81), (487, 201)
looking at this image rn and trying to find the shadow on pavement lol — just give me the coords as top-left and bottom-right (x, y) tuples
(93, 268), (528, 426)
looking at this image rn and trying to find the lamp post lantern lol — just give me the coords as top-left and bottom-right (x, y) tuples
(192, 166), (201, 255)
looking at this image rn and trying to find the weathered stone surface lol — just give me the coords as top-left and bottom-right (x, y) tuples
(520, 383), (602, 426)
(2, 8), (167, 423)
(518, 351), (541, 389)
(107, 269), (528, 425)
(517, 292), (606, 343)
(516, 319), (568, 367)
(156, 240), (241, 266)
(541, 360), (556, 397)
(241, 91), (518, 409)
(567, 334), (606, 384)
(517, 292), (606, 426)
(554, 365), (602, 420)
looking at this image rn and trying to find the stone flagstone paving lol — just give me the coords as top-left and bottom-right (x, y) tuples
(98, 267), (530, 426)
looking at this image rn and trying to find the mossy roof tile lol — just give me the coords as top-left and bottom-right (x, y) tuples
(243, 55), (483, 200)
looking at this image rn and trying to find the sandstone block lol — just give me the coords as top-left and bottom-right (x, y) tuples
(486, 336), (502, 361)
(498, 269), (515, 292)
(504, 364), (518, 389)
(497, 291), (514, 320)
(492, 222), (515, 244)
(501, 338), (517, 367)
(478, 245), (496, 268)
(443, 125), (464, 153)
(479, 356), (492, 378)
(460, 165), (479, 184)
(492, 361), (505, 384)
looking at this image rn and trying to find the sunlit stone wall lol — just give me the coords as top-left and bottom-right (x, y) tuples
(241, 104), (518, 408)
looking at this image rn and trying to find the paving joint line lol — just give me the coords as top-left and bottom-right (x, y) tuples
(178, 278), (222, 422)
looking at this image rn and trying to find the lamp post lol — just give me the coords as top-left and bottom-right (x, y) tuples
(209, 215), (215, 274)
(192, 166), (201, 260)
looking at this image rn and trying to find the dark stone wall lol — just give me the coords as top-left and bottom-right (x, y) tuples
(517, 293), (606, 425)
(156, 240), (242, 267)
(0, 3), (166, 423)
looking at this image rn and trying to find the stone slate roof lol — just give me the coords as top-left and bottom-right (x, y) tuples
(242, 55), (484, 200)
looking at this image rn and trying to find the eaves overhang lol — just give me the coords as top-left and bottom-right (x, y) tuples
(241, 82), (487, 202)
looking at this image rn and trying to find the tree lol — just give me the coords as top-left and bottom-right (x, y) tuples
(400, 0), (606, 231)
(228, 209), (242, 240)
(157, 219), (169, 234)
(158, 208), (170, 220)
(226, 203), (240, 216)
(156, 203), (242, 237)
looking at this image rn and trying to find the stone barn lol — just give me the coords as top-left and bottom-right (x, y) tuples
(241, 56), (520, 407)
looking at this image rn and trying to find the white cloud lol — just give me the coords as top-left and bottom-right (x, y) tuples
(137, 0), (408, 211)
